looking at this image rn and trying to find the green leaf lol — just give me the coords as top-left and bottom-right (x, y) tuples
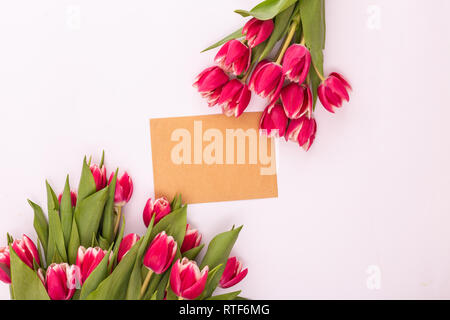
(182, 244), (205, 260)
(170, 194), (183, 211)
(256, 4), (295, 62)
(207, 290), (242, 300)
(10, 245), (50, 300)
(86, 239), (141, 300)
(197, 264), (223, 300)
(151, 205), (187, 246)
(67, 218), (80, 265)
(99, 150), (105, 169)
(28, 200), (48, 258)
(201, 28), (243, 53)
(201, 226), (243, 270)
(46, 180), (59, 212)
(79, 247), (112, 299)
(76, 157), (97, 206)
(48, 209), (68, 263)
(60, 176), (73, 247)
(300, 0), (326, 109)
(101, 169), (118, 247)
(154, 271), (171, 300)
(74, 187), (109, 247)
(235, 0), (297, 20)
(109, 215), (125, 273)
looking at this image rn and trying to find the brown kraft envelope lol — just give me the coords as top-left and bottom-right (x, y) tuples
(150, 112), (278, 204)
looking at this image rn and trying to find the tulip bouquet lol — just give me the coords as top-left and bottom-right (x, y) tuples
(195, 0), (351, 150)
(0, 153), (247, 300)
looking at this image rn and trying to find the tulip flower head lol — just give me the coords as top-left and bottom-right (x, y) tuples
(282, 44), (312, 84)
(243, 18), (274, 48)
(109, 171), (133, 207)
(76, 246), (107, 283)
(11, 234), (40, 269)
(218, 79), (251, 118)
(143, 197), (171, 227)
(260, 104), (289, 138)
(249, 60), (284, 104)
(0, 247), (11, 284)
(219, 257), (248, 289)
(170, 258), (209, 300)
(143, 231), (177, 274)
(44, 263), (80, 300)
(318, 72), (352, 113)
(117, 233), (140, 263)
(180, 224), (202, 254)
(90, 164), (107, 191)
(285, 116), (317, 151)
(280, 82), (313, 119)
(215, 39), (251, 76)
(194, 66), (229, 107)
(58, 191), (77, 207)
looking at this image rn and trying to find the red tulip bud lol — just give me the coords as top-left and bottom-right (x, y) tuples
(11, 234), (40, 269)
(215, 40), (251, 76)
(117, 233), (140, 263)
(282, 44), (311, 84)
(260, 104), (289, 137)
(0, 247), (11, 284)
(143, 231), (177, 274)
(249, 61), (284, 103)
(76, 246), (107, 283)
(58, 191), (77, 207)
(44, 263), (80, 300)
(90, 164), (107, 191)
(219, 257), (248, 288)
(108, 171), (133, 207)
(243, 18), (274, 48)
(194, 66), (229, 107)
(280, 83), (313, 119)
(180, 224), (202, 254)
(170, 258), (208, 300)
(218, 79), (251, 118)
(318, 72), (352, 113)
(143, 197), (171, 227)
(285, 116), (317, 151)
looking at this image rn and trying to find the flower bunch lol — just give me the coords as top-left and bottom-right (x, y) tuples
(1, 153), (247, 300)
(195, 0), (351, 151)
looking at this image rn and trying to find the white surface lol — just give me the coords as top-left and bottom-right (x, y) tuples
(0, 0), (450, 299)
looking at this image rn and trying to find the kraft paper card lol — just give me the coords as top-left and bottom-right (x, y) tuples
(150, 112), (278, 204)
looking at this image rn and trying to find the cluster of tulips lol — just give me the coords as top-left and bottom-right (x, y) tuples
(0, 154), (247, 300)
(195, 0), (351, 151)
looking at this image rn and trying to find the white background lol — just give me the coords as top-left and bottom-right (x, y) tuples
(1, 0), (450, 299)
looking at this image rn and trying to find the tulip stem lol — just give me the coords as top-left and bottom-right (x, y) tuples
(275, 20), (298, 65)
(113, 206), (122, 234)
(139, 269), (153, 299)
(241, 63), (254, 83)
(313, 63), (325, 82)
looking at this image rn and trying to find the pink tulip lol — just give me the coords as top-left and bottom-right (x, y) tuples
(219, 257), (248, 289)
(260, 104), (289, 137)
(249, 60), (284, 106)
(108, 171), (133, 207)
(318, 72), (352, 113)
(45, 263), (79, 300)
(180, 224), (202, 254)
(0, 247), (11, 284)
(243, 18), (274, 48)
(90, 164), (107, 191)
(143, 231), (177, 274)
(12, 234), (40, 269)
(285, 116), (317, 151)
(117, 233), (140, 263)
(76, 246), (107, 283)
(194, 66), (229, 107)
(58, 191), (77, 207)
(218, 79), (251, 118)
(170, 258), (209, 300)
(280, 83), (312, 119)
(215, 40), (251, 76)
(143, 197), (171, 228)
(282, 44), (311, 84)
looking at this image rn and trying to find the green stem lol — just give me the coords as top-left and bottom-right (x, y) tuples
(113, 206), (122, 234)
(275, 19), (299, 65)
(139, 269), (153, 299)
